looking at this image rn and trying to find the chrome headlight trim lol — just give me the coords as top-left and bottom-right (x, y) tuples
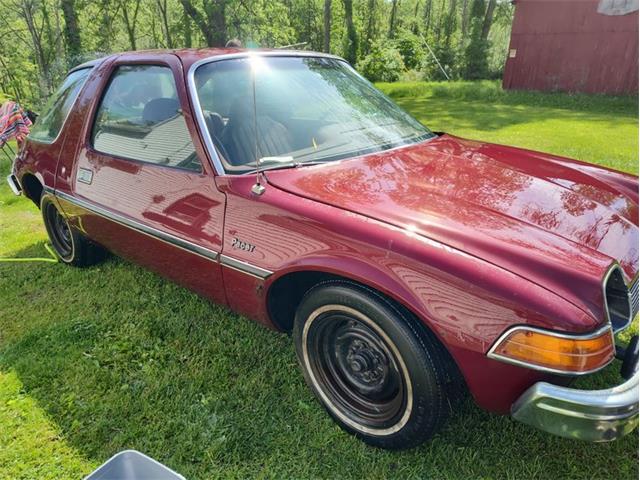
(487, 324), (615, 376)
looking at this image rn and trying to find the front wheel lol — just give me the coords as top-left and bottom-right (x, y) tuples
(42, 198), (106, 267)
(293, 281), (452, 449)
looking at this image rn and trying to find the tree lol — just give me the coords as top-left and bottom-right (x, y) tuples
(0, 0), (516, 108)
(442, 0), (457, 43)
(97, 0), (118, 53)
(18, 0), (60, 93)
(121, 0), (142, 50)
(411, 0), (421, 35)
(156, 0), (173, 48)
(481, 0), (497, 41)
(342, 0), (357, 64)
(182, 4), (192, 48)
(180, 0), (227, 47)
(434, 0), (445, 42)
(459, 0), (469, 48)
(388, 0), (399, 39)
(323, 0), (331, 52)
(61, 0), (81, 64)
(423, 0), (433, 34)
(463, 0), (489, 79)
(363, 0), (377, 55)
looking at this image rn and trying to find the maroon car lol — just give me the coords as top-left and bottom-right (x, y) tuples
(7, 49), (639, 449)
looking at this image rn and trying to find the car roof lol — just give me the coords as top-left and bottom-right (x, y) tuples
(69, 57), (109, 73)
(67, 48), (344, 75)
(174, 48), (345, 71)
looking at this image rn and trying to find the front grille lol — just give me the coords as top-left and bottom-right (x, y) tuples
(604, 266), (633, 332)
(630, 275), (639, 320)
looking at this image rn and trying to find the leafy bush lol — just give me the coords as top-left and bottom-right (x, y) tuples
(394, 32), (425, 70)
(464, 38), (489, 80)
(357, 43), (405, 83)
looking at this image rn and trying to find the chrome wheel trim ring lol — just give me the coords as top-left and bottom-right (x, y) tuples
(302, 304), (413, 436)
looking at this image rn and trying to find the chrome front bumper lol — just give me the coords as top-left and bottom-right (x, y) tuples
(6, 173), (21, 196)
(512, 371), (639, 442)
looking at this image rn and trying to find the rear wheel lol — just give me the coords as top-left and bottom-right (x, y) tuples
(293, 281), (452, 449)
(42, 198), (106, 266)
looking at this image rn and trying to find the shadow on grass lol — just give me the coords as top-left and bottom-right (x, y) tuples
(1, 243), (638, 479)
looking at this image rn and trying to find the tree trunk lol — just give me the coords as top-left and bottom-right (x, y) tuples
(423, 0), (432, 34)
(459, 0), (469, 47)
(0, 54), (25, 101)
(53, 4), (65, 60)
(180, 0), (226, 47)
(388, 0), (399, 39)
(182, 4), (192, 47)
(342, 0), (357, 64)
(20, 1), (51, 93)
(481, 0), (496, 41)
(205, 1), (226, 47)
(323, 0), (331, 53)
(150, 14), (160, 48)
(443, 0), (457, 42)
(122, 0), (141, 50)
(411, 0), (421, 34)
(435, 0), (445, 42)
(157, 0), (173, 48)
(364, 0), (376, 54)
(97, 0), (114, 53)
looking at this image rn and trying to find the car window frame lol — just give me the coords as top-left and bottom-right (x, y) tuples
(28, 67), (93, 145)
(88, 61), (204, 175)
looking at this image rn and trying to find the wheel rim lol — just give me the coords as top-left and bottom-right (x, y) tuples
(303, 305), (410, 433)
(45, 203), (73, 259)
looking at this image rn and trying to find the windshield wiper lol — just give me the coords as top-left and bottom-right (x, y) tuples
(254, 160), (329, 173)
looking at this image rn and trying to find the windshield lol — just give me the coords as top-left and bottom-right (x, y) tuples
(193, 55), (434, 173)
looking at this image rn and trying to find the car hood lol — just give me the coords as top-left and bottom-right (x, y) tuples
(266, 134), (639, 319)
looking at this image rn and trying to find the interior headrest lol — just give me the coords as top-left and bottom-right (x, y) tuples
(142, 98), (179, 124)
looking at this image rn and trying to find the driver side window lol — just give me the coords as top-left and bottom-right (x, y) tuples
(92, 65), (201, 172)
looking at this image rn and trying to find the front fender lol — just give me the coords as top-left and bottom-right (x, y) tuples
(264, 247), (597, 414)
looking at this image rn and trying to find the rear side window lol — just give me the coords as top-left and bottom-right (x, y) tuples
(29, 68), (91, 143)
(91, 65), (200, 172)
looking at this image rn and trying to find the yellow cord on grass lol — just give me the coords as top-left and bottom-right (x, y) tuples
(0, 243), (59, 263)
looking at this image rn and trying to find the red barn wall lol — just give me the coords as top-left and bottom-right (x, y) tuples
(503, 0), (638, 94)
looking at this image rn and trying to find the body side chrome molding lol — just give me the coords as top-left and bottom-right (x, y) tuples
(220, 254), (273, 279)
(487, 324), (615, 376)
(54, 189), (220, 262)
(48, 188), (274, 279)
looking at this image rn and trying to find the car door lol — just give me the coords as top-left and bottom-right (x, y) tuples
(65, 54), (227, 305)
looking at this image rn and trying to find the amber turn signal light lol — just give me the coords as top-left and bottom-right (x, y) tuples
(488, 326), (615, 374)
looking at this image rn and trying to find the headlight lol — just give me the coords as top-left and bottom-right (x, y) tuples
(488, 325), (615, 375)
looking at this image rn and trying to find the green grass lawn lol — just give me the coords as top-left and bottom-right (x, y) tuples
(0, 81), (638, 479)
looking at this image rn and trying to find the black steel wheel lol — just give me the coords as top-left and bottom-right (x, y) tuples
(41, 197), (106, 267)
(293, 281), (454, 450)
(303, 305), (410, 432)
(44, 201), (74, 260)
